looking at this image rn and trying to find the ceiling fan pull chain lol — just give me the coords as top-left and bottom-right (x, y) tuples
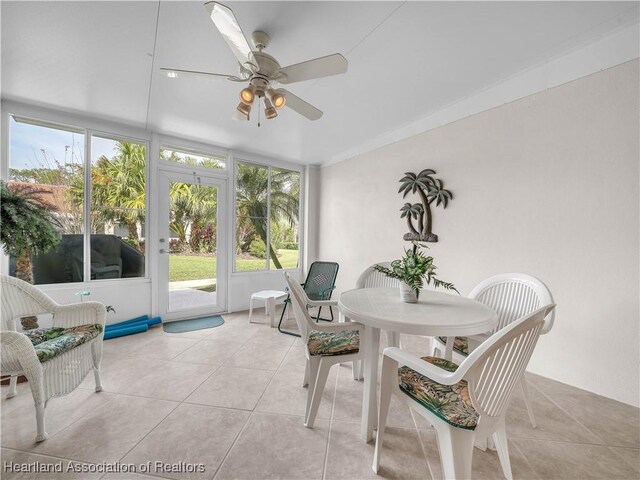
(258, 97), (262, 127)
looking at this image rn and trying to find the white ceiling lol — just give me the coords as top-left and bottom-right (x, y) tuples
(2, 1), (638, 165)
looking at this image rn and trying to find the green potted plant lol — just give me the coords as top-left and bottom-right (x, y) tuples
(373, 243), (458, 303)
(0, 181), (61, 283)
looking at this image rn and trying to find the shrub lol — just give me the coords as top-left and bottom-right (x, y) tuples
(249, 238), (267, 259)
(281, 242), (298, 250)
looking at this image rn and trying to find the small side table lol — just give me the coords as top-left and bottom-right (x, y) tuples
(249, 290), (288, 328)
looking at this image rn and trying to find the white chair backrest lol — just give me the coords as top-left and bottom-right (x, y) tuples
(463, 304), (555, 420)
(1, 275), (57, 331)
(285, 272), (320, 342)
(355, 262), (401, 289)
(469, 273), (555, 334)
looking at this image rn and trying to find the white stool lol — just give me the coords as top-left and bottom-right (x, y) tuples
(249, 290), (288, 328)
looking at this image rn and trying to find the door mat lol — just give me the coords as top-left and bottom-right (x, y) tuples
(163, 315), (224, 333)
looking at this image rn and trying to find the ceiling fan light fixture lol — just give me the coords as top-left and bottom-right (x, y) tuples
(268, 89), (286, 109)
(264, 97), (278, 119)
(240, 86), (255, 105)
(236, 102), (251, 120)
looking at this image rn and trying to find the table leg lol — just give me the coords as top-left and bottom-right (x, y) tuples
(444, 336), (454, 361)
(362, 326), (381, 442)
(268, 297), (276, 328)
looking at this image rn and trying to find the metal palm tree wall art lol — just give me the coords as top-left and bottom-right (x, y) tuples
(398, 169), (453, 242)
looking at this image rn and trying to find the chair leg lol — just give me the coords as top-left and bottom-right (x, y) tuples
(305, 356), (320, 420)
(316, 306), (323, 323)
(329, 306), (334, 321)
(277, 301), (300, 337)
(6, 375), (18, 398)
(492, 422), (513, 480)
(305, 357), (330, 428)
(35, 403), (48, 442)
(521, 379), (536, 428)
(387, 331), (400, 348)
(373, 355), (396, 473)
(93, 368), (103, 393)
(436, 426), (475, 480)
(303, 359), (310, 387)
(249, 298), (254, 323)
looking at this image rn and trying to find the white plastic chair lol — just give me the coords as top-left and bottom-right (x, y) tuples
(1, 275), (106, 441)
(284, 272), (364, 428)
(374, 304), (556, 479)
(355, 262), (402, 348)
(431, 273), (555, 428)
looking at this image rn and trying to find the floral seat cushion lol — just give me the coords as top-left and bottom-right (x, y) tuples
(307, 329), (359, 356)
(437, 336), (469, 356)
(398, 356), (478, 430)
(24, 324), (103, 363)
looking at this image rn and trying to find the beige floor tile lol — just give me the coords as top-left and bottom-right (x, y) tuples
(102, 473), (166, 480)
(246, 327), (297, 347)
(119, 361), (217, 401)
(419, 430), (539, 480)
(525, 372), (594, 397)
(255, 365), (336, 419)
(505, 382), (602, 444)
(1, 386), (114, 451)
(205, 323), (262, 344)
(332, 365), (415, 429)
(33, 394), (177, 464)
(0, 448), (102, 480)
(172, 339), (245, 366)
(609, 447), (640, 476)
(225, 342), (291, 370)
(129, 336), (200, 361)
(102, 333), (156, 357)
(546, 391), (640, 448)
(514, 438), (639, 479)
(325, 421), (430, 479)
(185, 366), (274, 410)
(122, 403), (250, 480)
(79, 354), (162, 392)
(215, 412), (329, 480)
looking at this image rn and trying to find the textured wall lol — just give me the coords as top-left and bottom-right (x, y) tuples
(317, 60), (640, 406)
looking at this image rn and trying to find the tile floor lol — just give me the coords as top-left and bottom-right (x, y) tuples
(1, 309), (639, 480)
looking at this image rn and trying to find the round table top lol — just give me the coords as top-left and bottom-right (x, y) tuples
(338, 287), (498, 336)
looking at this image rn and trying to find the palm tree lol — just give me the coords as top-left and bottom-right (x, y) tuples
(0, 181), (61, 283)
(236, 164), (299, 269)
(399, 203), (423, 235)
(398, 169), (452, 242)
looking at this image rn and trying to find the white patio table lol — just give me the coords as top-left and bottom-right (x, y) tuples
(338, 287), (498, 442)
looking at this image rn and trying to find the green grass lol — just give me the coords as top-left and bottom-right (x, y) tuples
(169, 249), (299, 282)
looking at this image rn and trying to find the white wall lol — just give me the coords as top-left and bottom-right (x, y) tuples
(317, 60), (640, 406)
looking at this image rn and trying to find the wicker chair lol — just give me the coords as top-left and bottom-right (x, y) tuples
(1, 275), (106, 441)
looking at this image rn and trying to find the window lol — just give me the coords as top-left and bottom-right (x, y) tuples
(6, 115), (147, 284)
(235, 162), (300, 272)
(90, 135), (146, 279)
(270, 168), (300, 270)
(8, 116), (85, 284)
(160, 147), (226, 170)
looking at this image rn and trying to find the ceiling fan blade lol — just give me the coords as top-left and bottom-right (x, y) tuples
(277, 89), (323, 121)
(160, 68), (244, 82)
(204, 2), (257, 70)
(277, 54), (348, 84)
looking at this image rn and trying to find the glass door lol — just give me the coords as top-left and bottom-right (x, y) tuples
(158, 170), (227, 320)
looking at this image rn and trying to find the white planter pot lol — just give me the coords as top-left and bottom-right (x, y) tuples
(400, 283), (418, 303)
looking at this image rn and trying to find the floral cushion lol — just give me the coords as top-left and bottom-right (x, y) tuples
(307, 329), (359, 356)
(438, 336), (469, 356)
(398, 356), (478, 430)
(24, 324), (103, 363)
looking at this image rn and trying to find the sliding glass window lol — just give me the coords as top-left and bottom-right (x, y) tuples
(234, 161), (300, 272)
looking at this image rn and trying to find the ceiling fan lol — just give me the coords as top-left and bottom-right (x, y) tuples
(161, 1), (348, 122)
